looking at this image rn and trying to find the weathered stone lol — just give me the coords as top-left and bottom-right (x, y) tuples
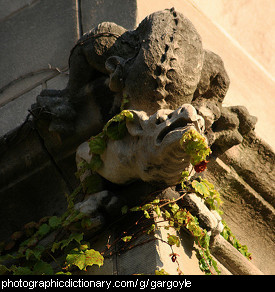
(30, 8), (254, 162)
(0, 0), (78, 105)
(0, 0), (34, 20)
(181, 193), (222, 235)
(46, 73), (69, 91)
(31, 8), (205, 141)
(211, 235), (264, 275)
(0, 86), (41, 137)
(76, 104), (204, 186)
(81, 0), (137, 32)
(205, 155), (275, 274)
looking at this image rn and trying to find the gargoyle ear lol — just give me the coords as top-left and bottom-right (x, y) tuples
(105, 56), (125, 92)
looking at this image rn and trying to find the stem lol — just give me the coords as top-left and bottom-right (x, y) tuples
(158, 192), (187, 209)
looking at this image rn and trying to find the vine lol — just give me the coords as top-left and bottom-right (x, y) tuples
(0, 104), (251, 275)
(0, 188), (103, 275)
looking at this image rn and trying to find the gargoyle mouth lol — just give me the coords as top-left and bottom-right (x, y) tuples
(156, 118), (194, 144)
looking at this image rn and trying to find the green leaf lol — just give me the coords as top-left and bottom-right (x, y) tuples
(152, 199), (160, 204)
(181, 170), (189, 179)
(89, 135), (106, 155)
(170, 203), (180, 215)
(155, 206), (161, 217)
(121, 236), (132, 242)
(36, 224), (51, 238)
(143, 210), (150, 219)
(25, 245), (45, 260)
(103, 110), (133, 140)
(200, 233), (210, 249)
(141, 204), (152, 211)
(167, 234), (180, 247)
(51, 233), (83, 253)
(33, 260), (54, 275)
(147, 224), (155, 234)
(180, 129), (211, 165)
(0, 264), (10, 275)
(106, 121), (127, 140)
(66, 245), (103, 271)
(155, 268), (170, 275)
(130, 206), (141, 212)
(199, 256), (210, 271)
(48, 216), (62, 229)
(164, 210), (171, 219)
(89, 154), (103, 171)
(11, 266), (33, 275)
(81, 217), (93, 230)
(82, 173), (102, 194)
(120, 110), (134, 120)
(192, 180), (210, 197)
(121, 205), (128, 215)
(56, 271), (72, 275)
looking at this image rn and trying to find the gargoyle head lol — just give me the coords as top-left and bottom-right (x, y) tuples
(105, 8), (203, 115)
(77, 104), (205, 186)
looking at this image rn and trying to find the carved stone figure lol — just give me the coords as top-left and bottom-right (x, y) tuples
(27, 8), (258, 236)
(76, 104), (204, 186)
(32, 8), (255, 155)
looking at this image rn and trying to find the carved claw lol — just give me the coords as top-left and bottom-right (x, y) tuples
(31, 89), (77, 134)
(210, 106), (257, 154)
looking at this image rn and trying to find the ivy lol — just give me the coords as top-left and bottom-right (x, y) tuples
(155, 268), (170, 275)
(0, 190), (104, 275)
(180, 129), (211, 166)
(221, 221), (252, 260)
(88, 110), (133, 157)
(51, 233), (83, 253)
(64, 245), (103, 272)
(127, 196), (220, 275)
(191, 178), (223, 213)
(121, 236), (133, 243)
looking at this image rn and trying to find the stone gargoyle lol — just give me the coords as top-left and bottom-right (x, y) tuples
(30, 8), (257, 234)
(76, 104), (205, 186)
(31, 8), (256, 156)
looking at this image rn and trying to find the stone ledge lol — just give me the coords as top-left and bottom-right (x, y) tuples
(211, 235), (264, 275)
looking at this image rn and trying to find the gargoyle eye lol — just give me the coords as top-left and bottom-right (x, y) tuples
(167, 113), (173, 119)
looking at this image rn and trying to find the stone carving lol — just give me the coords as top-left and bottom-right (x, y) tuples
(28, 8), (258, 242)
(32, 8), (255, 155)
(1, 7), (269, 276)
(76, 104), (204, 186)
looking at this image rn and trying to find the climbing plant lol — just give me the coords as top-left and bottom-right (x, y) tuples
(0, 105), (251, 275)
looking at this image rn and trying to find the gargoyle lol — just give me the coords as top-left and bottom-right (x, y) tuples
(76, 104), (205, 186)
(31, 8), (255, 155)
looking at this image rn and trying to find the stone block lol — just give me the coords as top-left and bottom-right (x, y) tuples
(211, 235), (264, 275)
(0, 86), (41, 137)
(46, 72), (69, 90)
(81, 0), (137, 33)
(206, 156), (275, 274)
(0, 0), (78, 105)
(0, 162), (68, 241)
(0, 0), (33, 20)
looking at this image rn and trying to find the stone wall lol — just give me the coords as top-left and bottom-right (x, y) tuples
(0, 0), (137, 136)
(191, 0), (275, 78)
(0, 0), (137, 241)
